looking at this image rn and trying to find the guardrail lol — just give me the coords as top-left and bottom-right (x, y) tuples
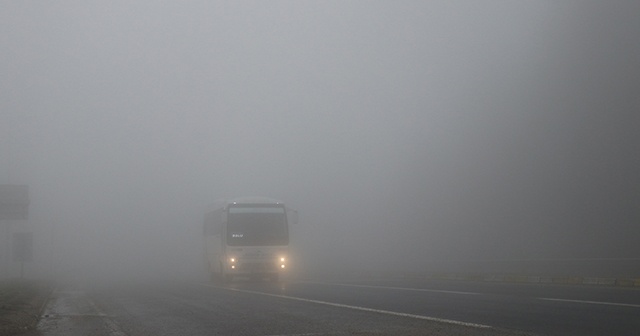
(339, 258), (640, 288)
(423, 273), (640, 288)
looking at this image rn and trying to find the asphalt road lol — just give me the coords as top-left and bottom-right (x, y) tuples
(32, 278), (640, 336)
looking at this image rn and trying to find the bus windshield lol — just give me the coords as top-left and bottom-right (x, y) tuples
(226, 206), (288, 246)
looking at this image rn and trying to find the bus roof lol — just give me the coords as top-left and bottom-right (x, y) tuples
(228, 196), (283, 205)
(205, 197), (286, 213)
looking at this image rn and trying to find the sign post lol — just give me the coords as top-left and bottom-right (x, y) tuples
(13, 232), (33, 278)
(0, 185), (29, 277)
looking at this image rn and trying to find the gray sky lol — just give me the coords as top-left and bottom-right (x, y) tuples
(2, 1), (639, 278)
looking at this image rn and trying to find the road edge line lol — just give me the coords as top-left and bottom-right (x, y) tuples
(200, 283), (492, 330)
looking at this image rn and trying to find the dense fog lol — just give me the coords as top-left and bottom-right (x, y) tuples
(1, 1), (638, 282)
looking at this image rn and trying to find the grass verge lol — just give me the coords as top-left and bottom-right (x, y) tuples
(0, 279), (51, 336)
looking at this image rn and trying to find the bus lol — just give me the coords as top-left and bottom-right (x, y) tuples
(203, 197), (296, 282)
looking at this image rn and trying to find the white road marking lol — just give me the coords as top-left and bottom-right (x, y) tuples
(539, 297), (640, 308)
(86, 297), (128, 336)
(201, 283), (492, 329)
(300, 281), (482, 295)
(40, 289), (127, 336)
(44, 314), (108, 318)
(308, 282), (640, 309)
(265, 333), (333, 336)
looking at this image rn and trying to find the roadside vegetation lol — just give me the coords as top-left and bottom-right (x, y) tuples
(0, 279), (51, 336)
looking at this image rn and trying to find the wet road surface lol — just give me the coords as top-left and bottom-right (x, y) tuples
(32, 278), (640, 335)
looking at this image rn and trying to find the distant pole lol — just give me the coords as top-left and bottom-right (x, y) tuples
(2, 221), (10, 278)
(3, 113), (11, 183)
(1, 116), (9, 276)
(5, 129), (9, 183)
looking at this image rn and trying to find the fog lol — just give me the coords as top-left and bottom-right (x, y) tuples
(2, 1), (638, 282)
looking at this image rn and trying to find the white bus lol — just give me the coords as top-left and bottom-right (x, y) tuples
(203, 197), (295, 282)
